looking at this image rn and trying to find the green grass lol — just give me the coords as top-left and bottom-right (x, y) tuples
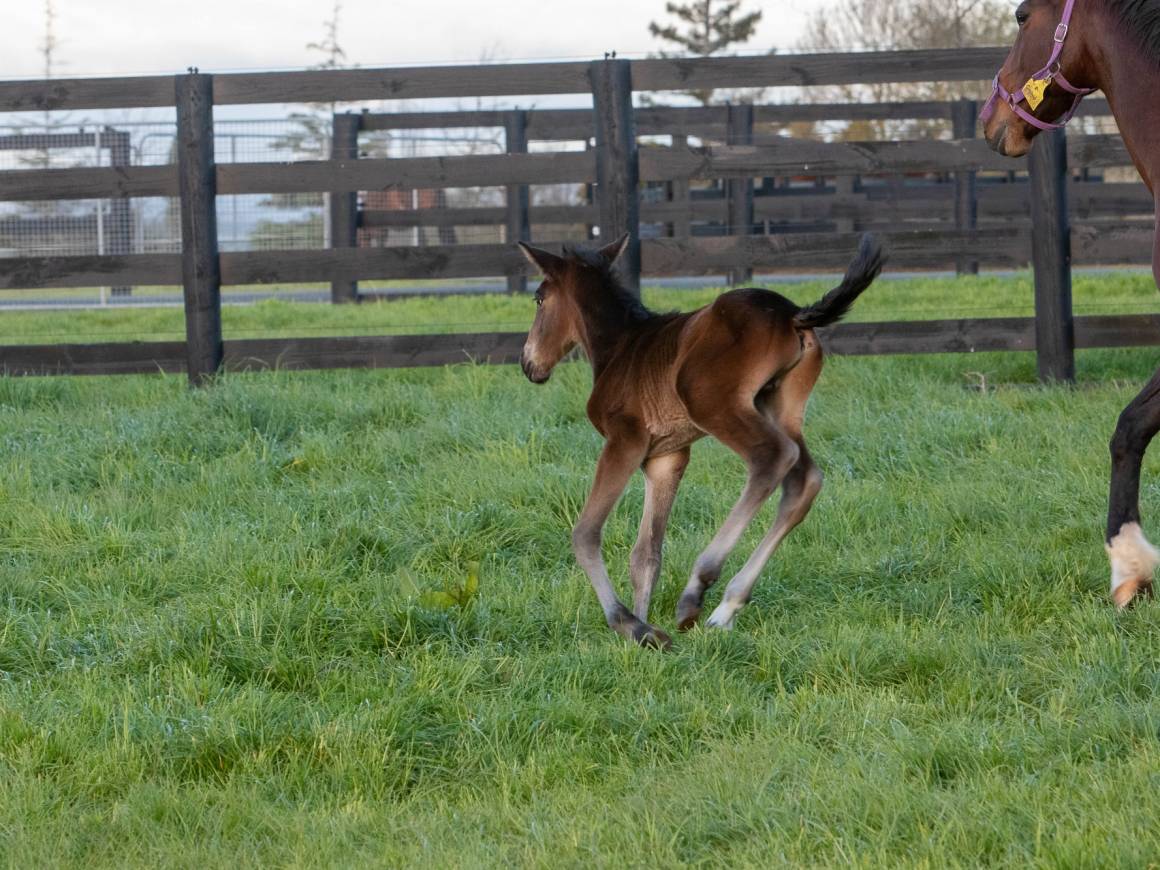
(4, 276), (1160, 866)
(2, 269), (1158, 346)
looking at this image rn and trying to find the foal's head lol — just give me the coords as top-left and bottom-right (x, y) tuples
(982, 0), (1097, 157)
(516, 234), (631, 384)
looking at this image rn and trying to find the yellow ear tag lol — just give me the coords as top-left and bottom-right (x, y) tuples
(1022, 77), (1050, 110)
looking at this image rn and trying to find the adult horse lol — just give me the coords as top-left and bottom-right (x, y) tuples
(981, 0), (1160, 608)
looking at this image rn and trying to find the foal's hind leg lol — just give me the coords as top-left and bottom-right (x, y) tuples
(705, 339), (825, 628)
(1107, 364), (1160, 608)
(675, 404), (799, 631)
(629, 448), (690, 621)
(573, 435), (673, 649)
(705, 440), (822, 628)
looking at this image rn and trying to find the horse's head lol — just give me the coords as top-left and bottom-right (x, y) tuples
(982, 0), (1098, 157)
(516, 234), (631, 384)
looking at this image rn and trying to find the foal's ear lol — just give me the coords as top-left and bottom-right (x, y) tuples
(599, 233), (630, 264)
(518, 242), (565, 277)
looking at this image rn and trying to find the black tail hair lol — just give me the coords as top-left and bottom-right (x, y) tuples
(793, 234), (886, 330)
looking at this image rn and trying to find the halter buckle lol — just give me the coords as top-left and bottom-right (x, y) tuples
(1054, 22), (1069, 42)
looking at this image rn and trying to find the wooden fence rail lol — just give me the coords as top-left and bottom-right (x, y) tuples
(354, 97), (1116, 139)
(0, 49), (1012, 112)
(3, 224), (1154, 292)
(6, 312), (1160, 378)
(0, 134), (1136, 203)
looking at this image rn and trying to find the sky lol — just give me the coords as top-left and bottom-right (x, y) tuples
(0, 0), (823, 79)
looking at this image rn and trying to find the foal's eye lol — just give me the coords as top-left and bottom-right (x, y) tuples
(535, 295), (544, 307)
(1015, 6), (1029, 25)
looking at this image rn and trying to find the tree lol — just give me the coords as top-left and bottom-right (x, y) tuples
(649, 1), (764, 104)
(276, 1), (347, 165)
(799, 0), (1016, 139)
(263, 2), (349, 241)
(29, 0), (63, 168)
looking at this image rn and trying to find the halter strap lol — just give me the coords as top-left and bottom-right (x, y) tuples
(979, 0), (1096, 131)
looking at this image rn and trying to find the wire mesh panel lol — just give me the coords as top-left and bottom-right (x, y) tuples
(0, 115), (603, 267)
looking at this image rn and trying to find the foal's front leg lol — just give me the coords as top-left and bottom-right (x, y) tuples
(574, 435), (673, 649)
(629, 448), (690, 621)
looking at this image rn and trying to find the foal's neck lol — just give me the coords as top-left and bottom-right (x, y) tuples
(573, 279), (651, 377)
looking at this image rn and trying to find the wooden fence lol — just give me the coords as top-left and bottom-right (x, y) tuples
(0, 47), (1156, 384)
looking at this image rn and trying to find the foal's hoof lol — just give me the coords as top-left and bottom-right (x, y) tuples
(675, 595), (702, 632)
(633, 622), (673, 651)
(610, 605), (672, 650)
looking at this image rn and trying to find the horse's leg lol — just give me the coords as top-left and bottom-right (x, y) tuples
(628, 448), (690, 621)
(573, 435), (672, 649)
(676, 404), (799, 630)
(1105, 217), (1160, 608)
(705, 337), (825, 629)
(1107, 368), (1160, 609)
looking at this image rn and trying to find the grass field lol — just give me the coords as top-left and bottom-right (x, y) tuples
(2, 269), (1160, 346)
(4, 275), (1160, 866)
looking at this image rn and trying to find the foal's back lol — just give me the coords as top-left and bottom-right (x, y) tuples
(587, 287), (815, 450)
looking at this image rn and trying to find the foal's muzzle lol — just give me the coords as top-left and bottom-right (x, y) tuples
(520, 353), (550, 384)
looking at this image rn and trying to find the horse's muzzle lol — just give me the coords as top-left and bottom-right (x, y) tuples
(985, 120), (1009, 156)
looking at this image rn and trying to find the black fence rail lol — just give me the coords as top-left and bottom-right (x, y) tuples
(0, 48), (1155, 384)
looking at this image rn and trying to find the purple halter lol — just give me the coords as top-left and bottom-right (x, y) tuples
(979, 0), (1096, 131)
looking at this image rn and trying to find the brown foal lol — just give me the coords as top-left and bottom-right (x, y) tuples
(519, 234), (885, 648)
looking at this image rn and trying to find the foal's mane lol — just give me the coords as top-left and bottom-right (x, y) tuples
(1104, 0), (1160, 66)
(563, 244), (656, 324)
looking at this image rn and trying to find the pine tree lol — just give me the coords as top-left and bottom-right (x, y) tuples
(648, 1), (763, 104)
(35, 0), (60, 168)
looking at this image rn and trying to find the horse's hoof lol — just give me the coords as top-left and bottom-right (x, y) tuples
(675, 595), (701, 632)
(1113, 577), (1153, 610)
(633, 622), (673, 651)
(1107, 523), (1160, 611)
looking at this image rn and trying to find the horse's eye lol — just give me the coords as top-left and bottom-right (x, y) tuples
(1015, 7), (1029, 25)
(535, 295), (544, 307)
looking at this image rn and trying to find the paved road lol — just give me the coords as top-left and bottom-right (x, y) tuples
(1, 267), (1150, 311)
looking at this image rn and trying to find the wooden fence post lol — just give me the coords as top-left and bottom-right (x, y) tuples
(833, 175), (857, 234)
(669, 133), (691, 240)
(329, 112), (360, 304)
(726, 102), (755, 286)
(1028, 127), (1075, 383)
(175, 72), (222, 387)
(951, 98), (979, 276)
(584, 139), (596, 240)
(107, 129), (133, 296)
(589, 58), (640, 295)
(504, 109), (530, 293)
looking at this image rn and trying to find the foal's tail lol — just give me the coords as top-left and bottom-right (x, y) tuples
(793, 234), (886, 330)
